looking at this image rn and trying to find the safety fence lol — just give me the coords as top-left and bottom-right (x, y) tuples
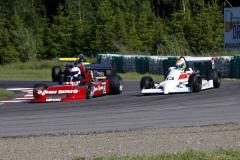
(97, 54), (240, 78)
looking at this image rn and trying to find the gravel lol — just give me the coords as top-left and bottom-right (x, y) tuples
(1, 122), (240, 160)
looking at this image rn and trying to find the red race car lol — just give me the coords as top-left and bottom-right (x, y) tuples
(32, 63), (123, 102)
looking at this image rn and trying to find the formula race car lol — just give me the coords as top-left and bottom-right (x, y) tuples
(140, 56), (221, 95)
(32, 55), (122, 102)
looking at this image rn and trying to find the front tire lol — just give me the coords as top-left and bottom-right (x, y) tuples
(107, 75), (123, 94)
(188, 74), (202, 92)
(140, 76), (153, 90)
(80, 81), (94, 99)
(207, 69), (221, 88)
(52, 66), (62, 82)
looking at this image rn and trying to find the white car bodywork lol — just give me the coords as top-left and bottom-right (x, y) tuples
(141, 67), (214, 95)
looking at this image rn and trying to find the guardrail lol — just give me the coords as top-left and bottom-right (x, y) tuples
(97, 54), (238, 78)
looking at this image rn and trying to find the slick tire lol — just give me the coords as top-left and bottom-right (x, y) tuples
(207, 69), (221, 88)
(188, 74), (202, 92)
(107, 75), (123, 94)
(140, 76), (153, 90)
(80, 81), (94, 99)
(52, 66), (62, 82)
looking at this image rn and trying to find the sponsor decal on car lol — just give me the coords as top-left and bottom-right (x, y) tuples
(37, 89), (78, 95)
(37, 90), (57, 95)
(94, 85), (103, 92)
(46, 98), (61, 102)
(58, 90), (78, 94)
(102, 82), (106, 94)
(202, 82), (208, 87)
(63, 81), (80, 86)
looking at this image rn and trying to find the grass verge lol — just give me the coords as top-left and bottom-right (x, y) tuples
(0, 59), (238, 81)
(0, 88), (14, 99)
(74, 149), (240, 160)
(0, 59), (164, 81)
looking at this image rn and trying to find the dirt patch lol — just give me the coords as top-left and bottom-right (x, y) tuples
(1, 122), (240, 160)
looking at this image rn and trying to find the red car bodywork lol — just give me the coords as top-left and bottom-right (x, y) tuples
(32, 66), (110, 102)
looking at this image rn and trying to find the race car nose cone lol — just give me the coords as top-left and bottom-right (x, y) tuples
(164, 89), (169, 94)
(163, 81), (176, 94)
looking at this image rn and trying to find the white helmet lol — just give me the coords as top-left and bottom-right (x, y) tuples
(71, 67), (81, 78)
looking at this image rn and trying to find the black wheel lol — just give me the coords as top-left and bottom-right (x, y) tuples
(52, 66), (62, 82)
(107, 75), (123, 94)
(80, 81), (94, 99)
(188, 74), (202, 92)
(140, 76), (153, 90)
(33, 84), (48, 89)
(207, 69), (221, 88)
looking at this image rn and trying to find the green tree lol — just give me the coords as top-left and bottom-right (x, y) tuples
(91, 0), (119, 54)
(137, 1), (156, 52)
(0, 28), (19, 64)
(48, 4), (73, 58)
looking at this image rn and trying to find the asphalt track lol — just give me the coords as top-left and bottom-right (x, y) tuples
(0, 80), (240, 137)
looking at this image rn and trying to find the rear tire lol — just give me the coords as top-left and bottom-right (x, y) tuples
(188, 74), (202, 92)
(52, 66), (62, 82)
(207, 69), (221, 88)
(140, 76), (153, 90)
(107, 75), (123, 94)
(80, 81), (94, 99)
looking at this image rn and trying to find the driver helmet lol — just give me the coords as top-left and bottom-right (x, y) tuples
(79, 57), (87, 63)
(176, 58), (186, 70)
(71, 67), (81, 78)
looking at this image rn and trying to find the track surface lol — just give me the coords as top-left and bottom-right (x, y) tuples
(0, 80), (240, 137)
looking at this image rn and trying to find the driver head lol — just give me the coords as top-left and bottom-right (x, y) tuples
(176, 58), (186, 70)
(71, 67), (81, 78)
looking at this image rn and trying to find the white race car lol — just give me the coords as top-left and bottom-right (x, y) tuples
(140, 57), (221, 95)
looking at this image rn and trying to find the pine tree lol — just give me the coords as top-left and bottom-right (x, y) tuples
(48, 4), (73, 58)
(91, 0), (119, 54)
(137, 1), (156, 53)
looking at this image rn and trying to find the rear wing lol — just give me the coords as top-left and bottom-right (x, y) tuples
(58, 57), (116, 75)
(84, 64), (116, 75)
(185, 57), (215, 69)
(58, 58), (90, 65)
(84, 64), (113, 70)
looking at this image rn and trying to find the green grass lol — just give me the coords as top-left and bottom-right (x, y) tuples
(0, 88), (14, 99)
(74, 149), (240, 160)
(0, 58), (164, 81)
(118, 72), (164, 81)
(0, 58), (237, 81)
(0, 56), (97, 80)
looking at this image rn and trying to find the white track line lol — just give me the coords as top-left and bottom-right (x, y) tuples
(6, 88), (32, 91)
(0, 88), (34, 105)
(0, 100), (26, 103)
(15, 98), (34, 100)
(25, 95), (33, 97)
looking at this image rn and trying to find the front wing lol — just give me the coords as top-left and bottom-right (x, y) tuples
(141, 80), (214, 94)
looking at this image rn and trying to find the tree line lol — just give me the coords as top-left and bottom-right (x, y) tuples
(0, 0), (237, 64)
